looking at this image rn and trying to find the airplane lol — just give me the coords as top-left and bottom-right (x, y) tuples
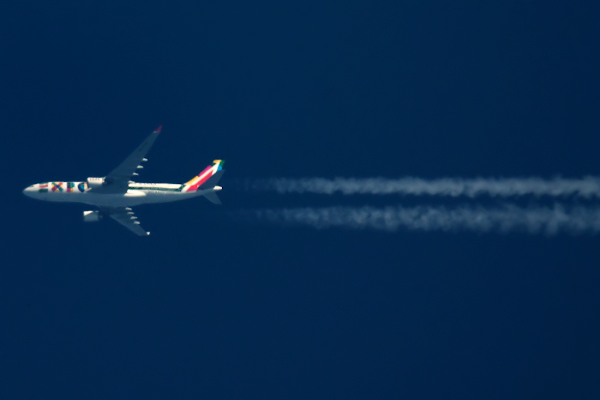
(22, 126), (225, 236)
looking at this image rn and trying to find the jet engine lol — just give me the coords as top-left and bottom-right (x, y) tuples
(87, 177), (105, 189)
(83, 210), (103, 222)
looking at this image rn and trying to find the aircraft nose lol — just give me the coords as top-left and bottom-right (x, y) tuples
(23, 186), (36, 197)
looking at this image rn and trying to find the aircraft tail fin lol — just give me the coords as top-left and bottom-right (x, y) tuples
(199, 169), (224, 189)
(181, 160), (225, 193)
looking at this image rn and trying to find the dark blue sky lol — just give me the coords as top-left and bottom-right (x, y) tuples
(2, 2), (600, 398)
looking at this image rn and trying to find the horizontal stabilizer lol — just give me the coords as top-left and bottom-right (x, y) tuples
(203, 191), (222, 205)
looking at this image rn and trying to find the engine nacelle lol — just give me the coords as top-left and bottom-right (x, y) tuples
(83, 210), (103, 222)
(87, 177), (105, 189)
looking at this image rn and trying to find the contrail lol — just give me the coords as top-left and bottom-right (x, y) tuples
(235, 204), (600, 235)
(246, 177), (600, 198)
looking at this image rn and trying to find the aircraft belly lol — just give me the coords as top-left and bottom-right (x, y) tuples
(36, 193), (86, 203)
(80, 192), (197, 207)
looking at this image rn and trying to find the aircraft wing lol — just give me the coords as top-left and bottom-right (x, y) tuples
(91, 126), (162, 194)
(100, 206), (150, 236)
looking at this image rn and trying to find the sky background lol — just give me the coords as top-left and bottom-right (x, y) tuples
(1, 1), (600, 399)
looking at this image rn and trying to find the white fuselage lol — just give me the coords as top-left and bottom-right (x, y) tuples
(23, 181), (217, 207)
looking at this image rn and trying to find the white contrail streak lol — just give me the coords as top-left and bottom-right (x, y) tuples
(248, 177), (600, 198)
(237, 205), (600, 235)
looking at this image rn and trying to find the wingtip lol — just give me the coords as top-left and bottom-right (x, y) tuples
(154, 125), (162, 133)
